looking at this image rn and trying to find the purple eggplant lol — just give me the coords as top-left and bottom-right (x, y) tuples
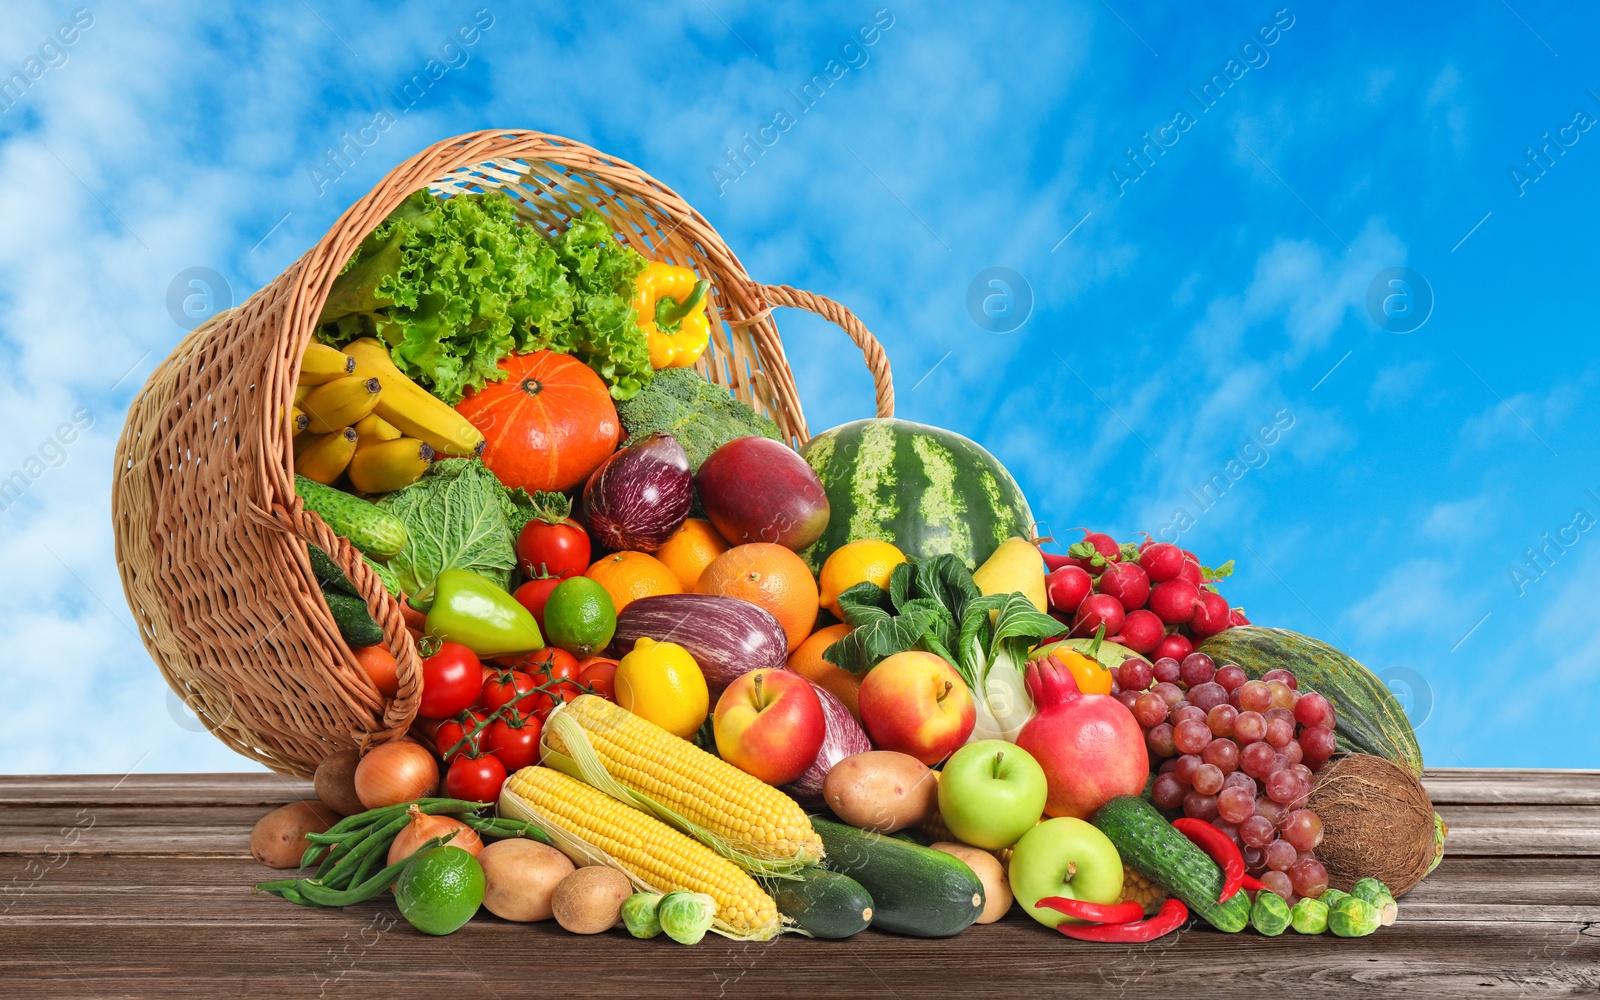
(613, 594), (788, 694)
(782, 682), (873, 809)
(581, 432), (692, 552)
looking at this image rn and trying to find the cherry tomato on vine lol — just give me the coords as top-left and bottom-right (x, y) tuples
(445, 752), (507, 801)
(478, 669), (541, 715)
(525, 647), (583, 705)
(485, 715), (543, 772)
(577, 657), (619, 702)
(512, 576), (563, 631)
(434, 710), (488, 763)
(419, 641), (482, 719)
(516, 517), (591, 581)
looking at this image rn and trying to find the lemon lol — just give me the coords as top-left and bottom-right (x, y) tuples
(615, 637), (709, 738)
(818, 540), (908, 619)
(393, 846), (485, 936)
(544, 576), (617, 658)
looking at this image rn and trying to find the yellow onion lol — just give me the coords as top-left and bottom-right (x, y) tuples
(353, 741), (439, 810)
(387, 804), (483, 866)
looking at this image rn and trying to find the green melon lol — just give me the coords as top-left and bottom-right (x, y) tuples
(799, 418), (1034, 573)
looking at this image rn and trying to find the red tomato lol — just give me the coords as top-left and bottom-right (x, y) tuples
(577, 657), (619, 701)
(513, 576), (563, 631)
(419, 642), (482, 719)
(445, 753), (508, 802)
(485, 716), (543, 771)
(516, 518), (592, 580)
(525, 648), (583, 704)
(478, 670), (541, 715)
(434, 710), (487, 763)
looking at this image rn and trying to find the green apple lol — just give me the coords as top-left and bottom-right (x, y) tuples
(1008, 817), (1125, 929)
(937, 740), (1048, 849)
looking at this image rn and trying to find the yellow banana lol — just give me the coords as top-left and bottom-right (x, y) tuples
(347, 437), (434, 494)
(294, 384), (312, 406)
(299, 343), (356, 385)
(302, 375), (382, 434)
(289, 405), (309, 435)
(354, 412), (403, 444)
(344, 338), (485, 457)
(294, 427), (358, 484)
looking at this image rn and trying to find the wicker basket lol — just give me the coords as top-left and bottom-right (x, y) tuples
(113, 130), (895, 778)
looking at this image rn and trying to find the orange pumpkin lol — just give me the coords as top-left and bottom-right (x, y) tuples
(454, 351), (620, 492)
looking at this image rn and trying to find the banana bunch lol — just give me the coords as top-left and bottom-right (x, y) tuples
(290, 341), (476, 491)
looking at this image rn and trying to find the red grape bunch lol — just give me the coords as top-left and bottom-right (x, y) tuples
(1111, 650), (1337, 904)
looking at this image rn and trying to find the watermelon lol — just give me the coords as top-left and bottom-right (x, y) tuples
(798, 418), (1034, 573)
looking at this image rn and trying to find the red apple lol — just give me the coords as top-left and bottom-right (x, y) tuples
(695, 437), (830, 551)
(857, 651), (975, 766)
(713, 668), (826, 785)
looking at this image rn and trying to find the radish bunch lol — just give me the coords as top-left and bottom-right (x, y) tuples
(1041, 531), (1247, 659)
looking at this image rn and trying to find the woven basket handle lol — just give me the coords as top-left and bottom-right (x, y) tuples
(756, 284), (895, 419)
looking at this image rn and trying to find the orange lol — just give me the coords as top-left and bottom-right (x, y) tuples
(787, 624), (861, 722)
(696, 543), (819, 653)
(584, 551), (682, 613)
(654, 518), (729, 591)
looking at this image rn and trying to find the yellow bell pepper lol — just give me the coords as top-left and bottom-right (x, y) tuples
(634, 261), (711, 369)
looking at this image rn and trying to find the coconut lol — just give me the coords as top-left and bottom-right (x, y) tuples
(1308, 753), (1436, 898)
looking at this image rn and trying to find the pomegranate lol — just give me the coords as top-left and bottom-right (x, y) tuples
(1015, 656), (1150, 820)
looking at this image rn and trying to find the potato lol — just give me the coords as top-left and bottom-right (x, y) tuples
(822, 751), (937, 833)
(251, 800), (338, 869)
(931, 842), (1012, 924)
(478, 839), (575, 922)
(551, 866), (634, 934)
(313, 748), (365, 816)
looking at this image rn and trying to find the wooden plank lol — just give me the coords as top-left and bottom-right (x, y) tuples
(1435, 804), (1600, 857)
(0, 772), (315, 809)
(1424, 769), (1600, 806)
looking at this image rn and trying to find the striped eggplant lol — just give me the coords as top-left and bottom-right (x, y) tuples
(613, 593), (787, 694)
(798, 418), (1034, 572)
(1198, 626), (1424, 776)
(782, 683), (874, 809)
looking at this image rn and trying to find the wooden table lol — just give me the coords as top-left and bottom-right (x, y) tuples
(2, 770), (1597, 998)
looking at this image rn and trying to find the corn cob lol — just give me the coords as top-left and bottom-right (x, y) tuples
(542, 695), (823, 872)
(501, 766), (781, 940)
(1119, 863), (1169, 916)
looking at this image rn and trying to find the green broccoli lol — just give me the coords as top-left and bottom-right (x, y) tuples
(614, 367), (783, 470)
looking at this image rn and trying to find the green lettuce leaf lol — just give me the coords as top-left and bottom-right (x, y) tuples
(374, 458), (523, 608)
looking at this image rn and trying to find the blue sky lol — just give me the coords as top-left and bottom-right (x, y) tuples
(1, 1), (1596, 774)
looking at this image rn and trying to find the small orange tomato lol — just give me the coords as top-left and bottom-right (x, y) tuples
(1054, 650), (1114, 695)
(352, 644), (399, 698)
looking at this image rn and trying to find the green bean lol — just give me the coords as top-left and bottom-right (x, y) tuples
(460, 814), (551, 844)
(309, 819), (380, 876)
(284, 836), (449, 908)
(321, 812), (410, 890)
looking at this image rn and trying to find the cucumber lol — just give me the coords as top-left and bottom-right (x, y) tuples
(309, 544), (402, 598)
(766, 868), (874, 940)
(295, 474), (407, 560)
(810, 816), (984, 938)
(321, 588), (383, 647)
(1092, 796), (1251, 933)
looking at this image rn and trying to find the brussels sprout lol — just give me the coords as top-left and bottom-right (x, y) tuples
(1428, 812), (1447, 874)
(621, 892), (663, 939)
(1319, 888), (1350, 909)
(658, 891), (717, 945)
(1351, 877), (1398, 926)
(1290, 897), (1329, 934)
(1329, 896), (1381, 937)
(1251, 890), (1292, 937)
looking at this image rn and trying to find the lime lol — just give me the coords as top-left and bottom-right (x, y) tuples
(544, 576), (617, 657)
(393, 846), (485, 936)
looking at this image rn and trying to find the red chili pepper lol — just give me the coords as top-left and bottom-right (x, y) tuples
(1033, 896), (1145, 924)
(1240, 873), (1268, 892)
(1054, 898), (1189, 943)
(1172, 818), (1246, 903)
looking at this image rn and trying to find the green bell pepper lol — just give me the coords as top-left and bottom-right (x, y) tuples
(424, 569), (543, 657)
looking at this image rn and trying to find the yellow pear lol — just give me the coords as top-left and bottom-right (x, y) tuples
(972, 536), (1048, 612)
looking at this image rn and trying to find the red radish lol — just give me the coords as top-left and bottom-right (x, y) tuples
(1096, 561), (1150, 612)
(1045, 565), (1094, 614)
(1111, 608), (1164, 653)
(1138, 542), (1186, 583)
(1039, 548), (1076, 572)
(1228, 607), (1251, 628)
(1189, 591), (1232, 637)
(1152, 633), (1193, 662)
(1070, 594), (1125, 639)
(1148, 579), (1201, 624)
(1077, 530), (1121, 561)
(1015, 656), (1150, 820)
(1176, 559), (1203, 588)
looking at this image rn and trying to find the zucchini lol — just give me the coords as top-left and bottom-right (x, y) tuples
(810, 816), (983, 937)
(321, 589), (383, 647)
(1198, 626), (1423, 776)
(766, 867), (873, 940)
(1091, 796), (1251, 933)
(295, 474), (408, 561)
